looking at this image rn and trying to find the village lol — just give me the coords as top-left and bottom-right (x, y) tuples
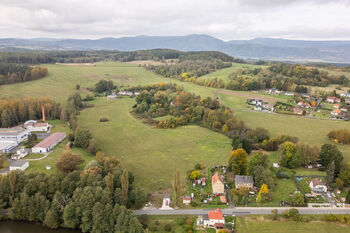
(246, 88), (350, 120)
(149, 161), (348, 232)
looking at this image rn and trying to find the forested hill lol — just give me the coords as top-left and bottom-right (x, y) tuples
(2, 35), (350, 63)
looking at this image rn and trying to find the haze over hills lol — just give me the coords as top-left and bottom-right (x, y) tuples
(1, 34), (350, 63)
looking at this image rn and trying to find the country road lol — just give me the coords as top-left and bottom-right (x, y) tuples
(134, 207), (350, 216)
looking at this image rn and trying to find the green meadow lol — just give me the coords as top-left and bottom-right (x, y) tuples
(201, 62), (266, 82)
(0, 62), (216, 103)
(78, 97), (231, 192)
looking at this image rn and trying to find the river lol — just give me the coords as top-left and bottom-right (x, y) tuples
(0, 221), (80, 233)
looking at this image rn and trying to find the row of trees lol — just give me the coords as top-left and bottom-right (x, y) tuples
(132, 84), (248, 138)
(0, 97), (61, 128)
(0, 63), (48, 85)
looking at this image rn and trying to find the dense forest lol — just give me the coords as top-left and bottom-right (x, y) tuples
(144, 59), (233, 79)
(0, 153), (144, 232)
(0, 97), (61, 128)
(0, 63), (48, 85)
(0, 49), (239, 64)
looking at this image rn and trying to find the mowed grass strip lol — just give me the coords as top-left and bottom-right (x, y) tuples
(78, 98), (232, 192)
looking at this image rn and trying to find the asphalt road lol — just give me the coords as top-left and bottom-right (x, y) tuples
(134, 207), (350, 216)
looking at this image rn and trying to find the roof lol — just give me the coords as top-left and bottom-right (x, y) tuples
(310, 178), (326, 187)
(0, 126), (27, 136)
(33, 132), (65, 149)
(214, 223), (224, 228)
(208, 208), (223, 220)
(212, 173), (224, 185)
(235, 175), (254, 184)
(10, 160), (28, 167)
(183, 196), (191, 200)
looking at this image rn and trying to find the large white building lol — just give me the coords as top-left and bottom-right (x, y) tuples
(0, 126), (30, 153)
(32, 132), (66, 153)
(24, 120), (50, 132)
(9, 160), (29, 171)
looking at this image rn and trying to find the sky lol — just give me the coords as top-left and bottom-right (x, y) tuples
(0, 0), (350, 40)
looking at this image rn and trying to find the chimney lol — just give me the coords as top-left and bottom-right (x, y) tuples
(41, 105), (46, 122)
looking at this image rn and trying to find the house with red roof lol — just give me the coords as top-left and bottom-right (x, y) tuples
(202, 208), (225, 227)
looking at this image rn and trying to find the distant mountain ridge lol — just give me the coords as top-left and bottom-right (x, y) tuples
(1, 35), (350, 63)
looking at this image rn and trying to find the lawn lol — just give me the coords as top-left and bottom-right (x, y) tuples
(235, 217), (350, 233)
(78, 98), (232, 192)
(0, 62), (216, 103)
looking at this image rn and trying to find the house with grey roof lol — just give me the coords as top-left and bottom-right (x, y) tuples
(235, 175), (254, 189)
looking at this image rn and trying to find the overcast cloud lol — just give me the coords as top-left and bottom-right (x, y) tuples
(0, 0), (349, 40)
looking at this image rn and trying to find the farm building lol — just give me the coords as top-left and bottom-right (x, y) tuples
(9, 160), (29, 171)
(24, 120), (50, 132)
(212, 173), (225, 194)
(119, 91), (134, 97)
(235, 175), (254, 189)
(32, 132), (66, 153)
(0, 126), (30, 153)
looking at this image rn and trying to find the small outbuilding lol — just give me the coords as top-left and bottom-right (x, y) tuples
(10, 160), (29, 171)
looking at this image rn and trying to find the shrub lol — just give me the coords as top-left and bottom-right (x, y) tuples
(99, 117), (109, 122)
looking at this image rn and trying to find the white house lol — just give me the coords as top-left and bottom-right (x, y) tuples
(309, 178), (327, 193)
(9, 160), (29, 171)
(32, 132), (66, 153)
(107, 92), (117, 99)
(201, 209), (225, 228)
(24, 121), (50, 132)
(0, 126), (30, 153)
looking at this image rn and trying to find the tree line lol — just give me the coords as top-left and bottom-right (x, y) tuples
(0, 97), (61, 128)
(0, 49), (238, 64)
(0, 63), (48, 85)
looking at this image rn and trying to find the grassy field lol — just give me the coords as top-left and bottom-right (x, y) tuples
(78, 97), (232, 192)
(219, 92), (350, 161)
(236, 217), (350, 233)
(0, 62), (216, 103)
(201, 63), (266, 83)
